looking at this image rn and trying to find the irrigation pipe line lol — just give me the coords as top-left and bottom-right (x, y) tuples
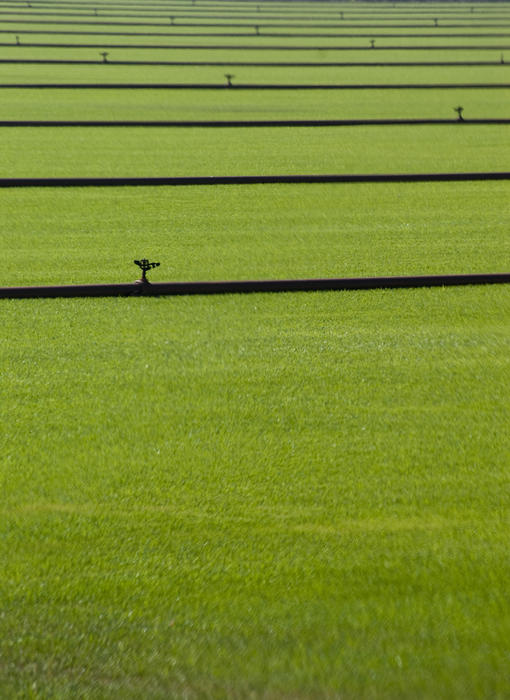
(1, 119), (509, 127)
(1, 173), (509, 188)
(4, 41), (510, 50)
(2, 273), (510, 300)
(3, 59), (510, 67)
(6, 9), (510, 19)
(5, 18), (510, 29)
(1, 83), (509, 90)
(3, 30), (510, 38)
(13, 0), (510, 11)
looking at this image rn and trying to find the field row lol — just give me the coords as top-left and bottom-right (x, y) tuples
(1, 181), (509, 285)
(0, 86), (507, 120)
(0, 124), (508, 177)
(1, 63), (509, 85)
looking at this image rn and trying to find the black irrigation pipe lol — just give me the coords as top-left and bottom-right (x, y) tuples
(1, 83), (508, 90)
(18, 10), (508, 20)
(1, 173), (510, 188)
(3, 58), (510, 67)
(17, 0), (510, 8)
(4, 19), (510, 29)
(15, 1), (510, 11)
(15, 0), (510, 8)
(4, 41), (510, 50)
(2, 272), (510, 299)
(1, 118), (509, 127)
(4, 29), (510, 39)
(14, 0), (510, 10)
(6, 8), (510, 19)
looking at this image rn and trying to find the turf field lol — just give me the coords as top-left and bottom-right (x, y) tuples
(1, 2), (510, 698)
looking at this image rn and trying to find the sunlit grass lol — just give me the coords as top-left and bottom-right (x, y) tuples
(1, 285), (510, 697)
(2, 2), (510, 697)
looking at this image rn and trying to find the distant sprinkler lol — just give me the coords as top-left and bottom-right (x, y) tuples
(454, 106), (464, 121)
(169, 16), (175, 24)
(15, 35), (20, 45)
(225, 73), (235, 87)
(339, 11), (344, 18)
(255, 25), (260, 35)
(501, 53), (505, 64)
(370, 39), (375, 48)
(434, 18), (438, 26)
(100, 51), (109, 63)
(134, 259), (160, 284)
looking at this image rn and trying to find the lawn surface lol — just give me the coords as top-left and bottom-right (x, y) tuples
(0, 87), (507, 121)
(2, 285), (510, 698)
(1, 182), (509, 285)
(1, 2), (510, 698)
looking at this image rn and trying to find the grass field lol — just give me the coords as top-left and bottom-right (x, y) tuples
(0, 87), (507, 121)
(2, 285), (510, 698)
(1, 182), (510, 284)
(0, 125), (508, 177)
(1, 2), (510, 698)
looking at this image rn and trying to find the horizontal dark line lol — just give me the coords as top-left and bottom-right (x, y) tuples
(9, 2), (510, 14)
(1, 58), (509, 67)
(6, 10), (510, 20)
(8, 0), (510, 10)
(2, 273), (510, 299)
(4, 41), (510, 51)
(1, 119), (508, 127)
(1, 173), (510, 188)
(1, 83), (509, 90)
(3, 19), (510, 28)
(3, 29), (510, 38)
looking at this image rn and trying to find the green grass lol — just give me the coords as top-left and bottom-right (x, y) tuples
(0, 86), (507, 121)
(1, 182), (509, 286)
(0, 60), (507, 84)
(2, 2), (510, 697)
(3, 33), (510, 48)
(2, 44), (510, 60)
(0, 124), (508, 177)
(1, 285), (510, 698)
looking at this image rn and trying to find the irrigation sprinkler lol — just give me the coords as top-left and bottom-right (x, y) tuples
(454, 106), (464, 121)
(100, 51), (109, 63)
(340, 11), (344, 19)
(225, 73), (235, 87)
(255, 25), (260, 35)
(370, 39), (375, 49)
(434, 18), (438, 26)
(134, 259), (160, 284)
(15, 35), (20, 45)
(170, 16), (175, 24)
(501, 54), (505, 64)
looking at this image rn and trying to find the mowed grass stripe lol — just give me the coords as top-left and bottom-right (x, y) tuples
(2, 181), (508, 285)
(1, 124), (507, 177)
